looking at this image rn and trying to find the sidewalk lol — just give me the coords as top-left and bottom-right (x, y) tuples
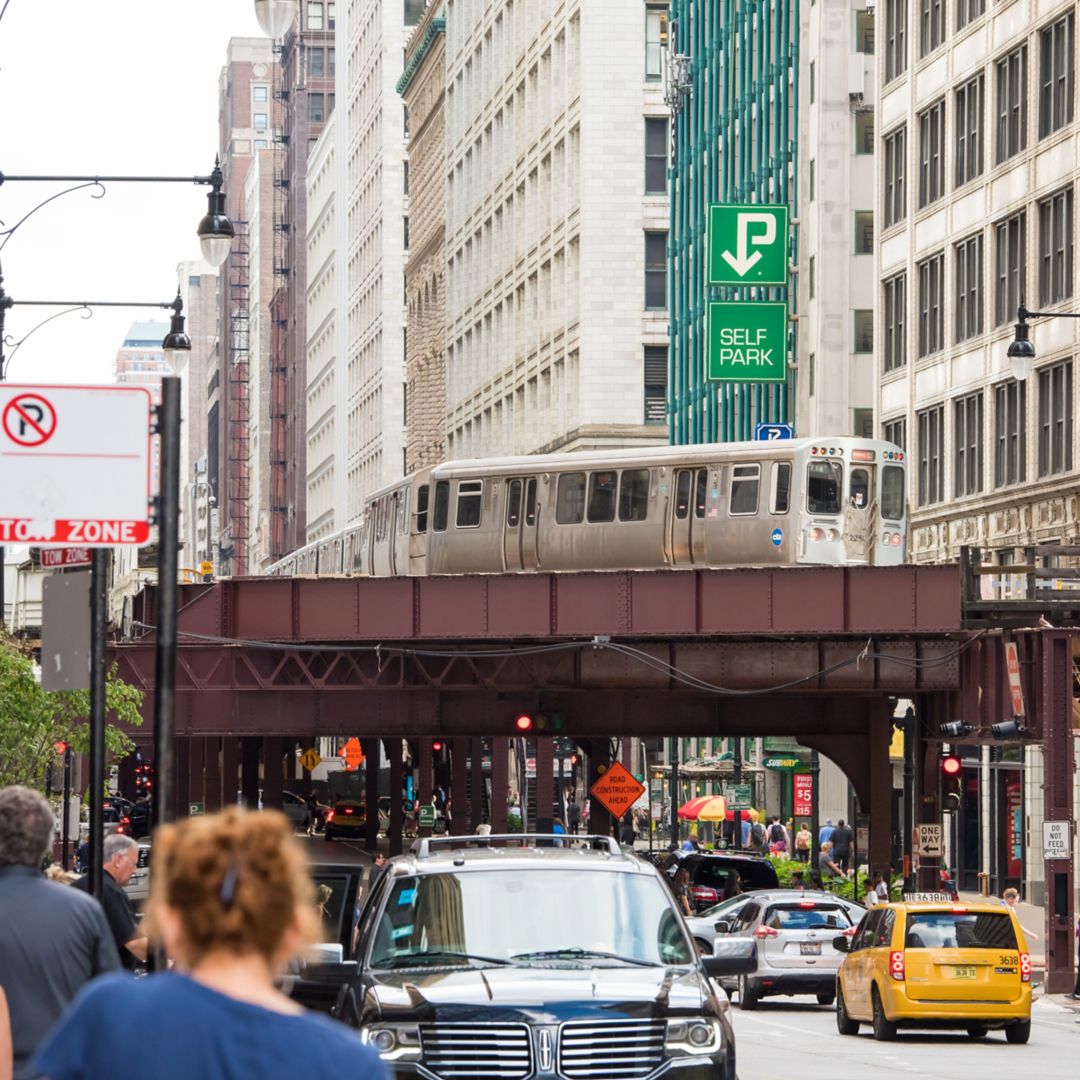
(958, 890), (1046, 965)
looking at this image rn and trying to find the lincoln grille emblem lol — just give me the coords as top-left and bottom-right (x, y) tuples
(537, 1027), (554, 1072)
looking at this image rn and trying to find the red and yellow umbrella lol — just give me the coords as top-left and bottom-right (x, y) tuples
(677, 795), (728, 821)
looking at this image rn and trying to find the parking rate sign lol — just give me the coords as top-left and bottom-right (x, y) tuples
(706, 204), (790, 287)
(706, 302), (788, 382)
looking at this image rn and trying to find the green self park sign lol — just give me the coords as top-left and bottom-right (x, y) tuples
(704, 203), (790, 384)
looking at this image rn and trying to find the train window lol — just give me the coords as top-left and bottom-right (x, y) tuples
(674, 470), (692, 519)
(525, 478), (537, 526)
(507, 480), (522, 527)
(400, 489), (410, 533)
(771, 462), (792, 514)
(376, 499), (386, 542)
(433, 481), (450, 532)
(807, 461), (842, 515)
(729, 464), (760, 515)
(456, 480), (483, 528)
(881, 466), (905, 521)
(618, 469), (650, 521)
(587, 471), (617, 523)
(416, 485), (429, 533)
(694, 469), (707, 518)
(849, 468), (870, 509)
(556, 473), (586, 524)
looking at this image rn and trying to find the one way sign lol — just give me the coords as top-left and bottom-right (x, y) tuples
(754, 422), (794, 441)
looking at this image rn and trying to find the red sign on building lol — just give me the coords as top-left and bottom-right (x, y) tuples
(794, 773), (813, 817)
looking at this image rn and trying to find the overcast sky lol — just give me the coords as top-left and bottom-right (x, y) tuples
(0, 0), (266, 384)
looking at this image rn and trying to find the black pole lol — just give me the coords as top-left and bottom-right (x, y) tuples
(809, 749), (821, 873)
(668, 736), (679, 848)
(153, 377), (181, 834)
(61, 745), (72, 871)
(902, 707), (916, 891)
(88, 548), (107, 901)
(733, 736), (743, 850)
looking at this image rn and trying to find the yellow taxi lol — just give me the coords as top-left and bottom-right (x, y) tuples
(834, 898), (1032, 1043)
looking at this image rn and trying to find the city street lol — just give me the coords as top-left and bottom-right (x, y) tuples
(733, 995), (1079, 1079)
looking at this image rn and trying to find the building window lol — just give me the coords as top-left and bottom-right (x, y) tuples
(917, 405), (945, 505)
(254, 112), (268, 130)
(883, 273), (907, 373)
(809, 159), (815, 202)
(853, 408), (874, 438)
(644, 345), (668, 423)
(327, 2), (335, 29)
(995, 45), (1027, 164)
(856, 9), (875, 52)
(809, 255), (815, 299)
(645, 231), (667, 309)
(1039, 13), (1075, 139)
(855, 211), (874, 255)
(855, 110), (874, 153)
(956, 0), (984, 30)
(644, 117), (668, 194)
(253, 85), (268, 103)
(955, 74), (984, 187)
(810, 62), (815, 105)
(920, 0), (945, 57)
(994, 211), (1026, 326)
(1038, 188), (1074, 306)
(853, 310), (874, 353)
(883, 126), (906, 227)
(994, 379), (1026, 487)
(645, 7), (667, 80)
(884, 417), (907, 450)
(885, 0), (908, 82)
(310, 48), (324, 78)
(309, 92), (325, 124)
(917, 252), (945, 357)
(808, 353), (816, 396)
(1038, 360), (1073, 476)
(328, 48), (335, 77)
(255, 139), (269, 150)
(954, 392), (984, 497)
(307, 2), (324, 30)
(954, 233), (983, 343)
(918, 100), (945, 208)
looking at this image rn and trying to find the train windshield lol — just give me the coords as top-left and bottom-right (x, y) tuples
(881, 465), (905, 521)
(806, 460), (843, 514)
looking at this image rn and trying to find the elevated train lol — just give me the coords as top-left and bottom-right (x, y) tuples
(267, 438), (907, 578)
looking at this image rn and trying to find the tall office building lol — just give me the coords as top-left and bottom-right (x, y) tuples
(441, 0), (670, 459)
(874, 0), (1080, 903)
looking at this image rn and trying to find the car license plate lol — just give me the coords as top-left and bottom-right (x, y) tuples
(800, 942), (821, 956)
(947, 966), (977, 979)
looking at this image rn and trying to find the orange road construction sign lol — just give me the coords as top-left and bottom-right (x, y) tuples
(589, 762), (645, 821)
(341, 737), (365, 771)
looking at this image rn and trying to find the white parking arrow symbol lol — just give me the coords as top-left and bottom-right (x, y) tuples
(720, 212), (777, 277)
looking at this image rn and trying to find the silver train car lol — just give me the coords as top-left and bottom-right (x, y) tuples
(267, 438), (907, 577)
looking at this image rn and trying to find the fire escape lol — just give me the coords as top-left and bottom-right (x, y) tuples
(227, 218), (252, 575)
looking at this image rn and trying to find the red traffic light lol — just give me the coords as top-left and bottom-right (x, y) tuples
(432, 740), (443, 753)
(515, 714), (534, 732)
(53, 741), (69, 754)
(942, 755), (961, 776)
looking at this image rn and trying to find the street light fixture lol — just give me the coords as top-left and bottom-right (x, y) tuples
(254, 0), (297, 38)
(161, 292), (193, 372)
(1007, 301), (1080, 382)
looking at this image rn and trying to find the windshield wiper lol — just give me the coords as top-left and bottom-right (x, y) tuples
(374, 949), (511, 968)
(510, 948), (658, 967)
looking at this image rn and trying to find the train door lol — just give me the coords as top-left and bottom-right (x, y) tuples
(502, 476), (540, 570)
(668, 468), (707, 566)
(387, 492), (400, 576)
(844, 465), (875, 562)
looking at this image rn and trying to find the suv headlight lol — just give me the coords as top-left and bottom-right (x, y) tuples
(665, 1017), (723, 1056)
(360, 1023), (422, 1061)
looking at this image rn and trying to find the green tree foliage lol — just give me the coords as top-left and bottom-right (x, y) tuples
(0, 635), (144, 791)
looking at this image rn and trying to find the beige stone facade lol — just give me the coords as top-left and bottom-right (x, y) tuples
(402, 6), (447, 473)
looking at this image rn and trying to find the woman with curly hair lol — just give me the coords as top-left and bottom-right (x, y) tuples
(34, 808), (388, 1080)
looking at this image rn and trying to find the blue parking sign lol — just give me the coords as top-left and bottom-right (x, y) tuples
(754, 422), (794, 441)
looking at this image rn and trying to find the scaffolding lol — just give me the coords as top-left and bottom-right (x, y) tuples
(227, 218), (252, 575)
(668, 0), (800, 445)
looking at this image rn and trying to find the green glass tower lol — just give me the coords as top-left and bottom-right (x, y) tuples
(668, 0), (800, 445)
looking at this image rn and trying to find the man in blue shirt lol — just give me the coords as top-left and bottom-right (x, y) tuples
(0, 785), (120, 1080)
(818, 819), (834, 845)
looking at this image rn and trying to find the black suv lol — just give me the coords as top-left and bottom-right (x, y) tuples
(289, 835), (755, 1079)
(662, 850), (780, 913)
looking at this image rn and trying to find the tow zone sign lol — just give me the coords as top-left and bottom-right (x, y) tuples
(0, 385), (153, 547)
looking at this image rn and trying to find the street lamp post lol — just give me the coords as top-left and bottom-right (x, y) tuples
(1006, 301), (1080, 381)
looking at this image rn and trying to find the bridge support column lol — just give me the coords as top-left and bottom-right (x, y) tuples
(490, 739), (509, 834)
(222, 737), (241, 805)
(175, 738), (190, 817)
(917, 725), (940, 892)
(535, 737), (554, 833)
(866, 699), (893, 878)
(204, 738), (221, 812)
(241, 737), (260, 810)
(589, 741), (613, 839)
(470, 738), (484, 830)
(364, 738), (380, 850)
(451, 738), (468, 836)
(385, 738), (404, 856)
(262, 737), (284, 809)
(418, 740), (433, 837)
(188, 737), (205, 815)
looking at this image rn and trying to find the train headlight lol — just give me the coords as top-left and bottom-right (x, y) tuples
(826, 528), (839, 542)
(891, 533), (903, 546)
(809, 527), (825, 542)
